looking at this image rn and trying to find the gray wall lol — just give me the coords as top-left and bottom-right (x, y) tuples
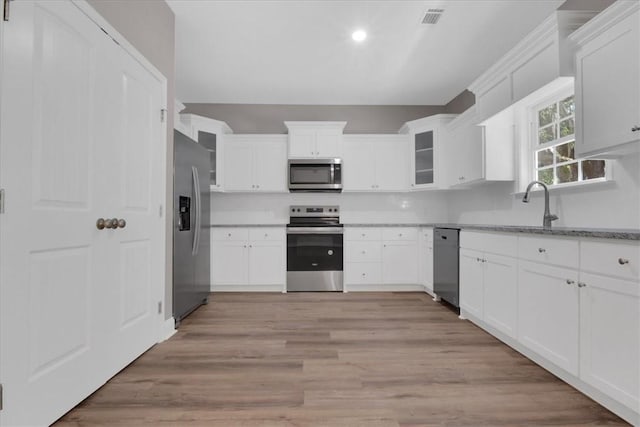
(183, 104), (446, 133)
(87, 0), (176, 320)
(444, 90), (476, 114)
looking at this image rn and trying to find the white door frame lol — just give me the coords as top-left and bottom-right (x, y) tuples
(72, 0), (170, 339)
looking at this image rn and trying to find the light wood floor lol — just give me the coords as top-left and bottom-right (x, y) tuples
(56, 292), (628, 426)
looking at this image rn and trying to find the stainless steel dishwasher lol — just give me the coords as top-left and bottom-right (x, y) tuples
(433, 227), (460, 308)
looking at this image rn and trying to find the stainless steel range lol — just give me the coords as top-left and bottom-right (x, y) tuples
(286, 205), (343, 292)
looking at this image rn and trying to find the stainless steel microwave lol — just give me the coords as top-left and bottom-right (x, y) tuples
(288, 158), (342, 192)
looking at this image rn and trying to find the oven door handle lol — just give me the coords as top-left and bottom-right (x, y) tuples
(286, 227), (344, 234)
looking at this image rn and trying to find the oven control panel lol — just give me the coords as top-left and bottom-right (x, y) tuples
(289, 205), (339, 217)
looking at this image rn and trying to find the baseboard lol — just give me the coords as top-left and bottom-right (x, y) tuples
(460, 309), (639, 426)
(212, 284), (285, 292)
(345, 284), (425, 292)
(423, 285), (435, 297)
(158, 316), (176, 342)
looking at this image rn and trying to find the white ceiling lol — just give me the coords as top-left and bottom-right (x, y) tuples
(168, 0), (565, 105)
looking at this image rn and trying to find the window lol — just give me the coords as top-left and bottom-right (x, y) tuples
(533, 94), (606, 186)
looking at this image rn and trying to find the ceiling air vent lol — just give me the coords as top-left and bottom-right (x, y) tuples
(422, 8), (444, 25)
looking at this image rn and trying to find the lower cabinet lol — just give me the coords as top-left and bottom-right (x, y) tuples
(345, 227), (420, 290)
(461, 230), (639, 424)
(211, 227), (285, 290)
(418, 227), (434, 293)
(459, 248), (484, 319)
(518, 261), (580, 375)
(579, 272), (640, 410)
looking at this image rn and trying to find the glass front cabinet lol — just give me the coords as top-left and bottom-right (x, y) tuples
(179, 114), (233, 192)
(400, 114), (456, 190)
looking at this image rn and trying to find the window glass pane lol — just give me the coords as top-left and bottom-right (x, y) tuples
(538, 103), (557, 127)
(559, 118), (575, 138)
(582, 160), (606, 180)
(559, 95), (574, 118)
(554, 141), (575, 163)
(538, 168), (554, 185)
(556, 162), (578, 184)
(536, 148), (553, 168)
(416, 149), (433, 172)
(538, 126), (556, 144)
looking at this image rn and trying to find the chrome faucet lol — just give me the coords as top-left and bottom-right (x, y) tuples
(522, 181), (558, 230)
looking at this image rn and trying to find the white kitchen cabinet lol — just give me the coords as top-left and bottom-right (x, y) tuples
(483, 253), (518, 338)
(382, 241), (418, 284)
(518, 260), (580, 375)
(418, 227), (434, 294)
(223, 135), (287, 192)
(445, 107), (514, 187)
(578, 238), (640, 411)
(399, 114), (456, 190)
(459, 248), (484, 320)
(342, 135), (409, 192)
(579, 272), (639, 411)
(345, 227), (420, 290)
(570, 2), (640, 157)
(212, 227), (286, 290)
(180, 114), (233, 192)
(212, 241), (248, 285)
(468, 10), (597, 123)
(248, 241), (286, 286)
(285, 121), (346, 158)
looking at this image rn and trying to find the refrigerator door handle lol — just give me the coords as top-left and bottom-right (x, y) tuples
(192, 166), (201, 255)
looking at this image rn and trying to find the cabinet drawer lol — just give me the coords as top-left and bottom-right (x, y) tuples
(382, 227), (418, 241)
(249, 227), (285, 242)
(345, 241), (382, 263)
(420, 227), (434, 242)
(345, 227), (382, 241)
(345, 262), (382, 284)
(461, 231), (517, 256)
(212, 228), (249, 242)
(518, 236), (579, 268)
(580, 239), (640, 281)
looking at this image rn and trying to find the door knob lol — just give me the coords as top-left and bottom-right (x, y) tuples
(618, 258), (629, 265)
(116, 218), (126, 228)
(96, 218), (106, 230)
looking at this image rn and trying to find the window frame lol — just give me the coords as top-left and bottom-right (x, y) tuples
(528, 87), (610, 189)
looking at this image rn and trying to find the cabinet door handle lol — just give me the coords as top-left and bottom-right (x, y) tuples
(618, 258), (630, 265)
(566, 279), (575, 285)
(476, 257), (481, 262)
(632, 126), (640, 132)
(538, 248), (546, 253)
(361, 251), (366, 254)
(578, 282), (587, 288)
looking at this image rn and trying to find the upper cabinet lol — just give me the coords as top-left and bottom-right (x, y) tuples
(179, 114), (233, 191)
(342, 135), (409, 192)
(468, 10), (597, 123)
(223, 135), (288, 193)
(285, 121), (346, 158)
(399, 114), (456, 190)
(445, 107), (515, 187)
(569, 1), (640, 158)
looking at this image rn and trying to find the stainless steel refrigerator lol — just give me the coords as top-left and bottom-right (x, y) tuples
(173, 130), (210, 326)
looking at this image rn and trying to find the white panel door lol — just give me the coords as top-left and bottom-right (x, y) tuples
(315, 129), (342, 158)
(288, 129), (316, 158)
(1, 2), (111, 424)
(518, 261), (580, 375)
(483, 254), (517, 338)
(342, 137), (375, 191)
(418, 228), (433, 291)
(459, 249), (484, 319)
(375, 137), (408, 191)
(576, 11), (640, 155)
(212, 241), (248, 285)
(579, 272), (640, 410)
(104, 43), (165, 373)
(382, 242), (418, 284)
(223, 140), (253, 191)
(248, 241), (285, 285)
(252, 137), (287, 192)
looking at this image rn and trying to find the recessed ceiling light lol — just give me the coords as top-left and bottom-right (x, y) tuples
(352, 30), (367, 42)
